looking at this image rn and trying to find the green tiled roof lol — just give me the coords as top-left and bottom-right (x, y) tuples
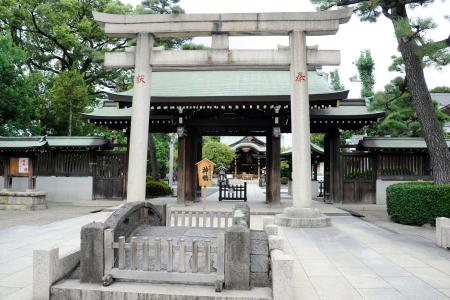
(310, 107), (384, 118)
(281, 143), (324, 157)
(0, 136), (111, 150)
(113, 70), (335, 98)
(85, 105), (383, 120)
(358, 137), (450, 150)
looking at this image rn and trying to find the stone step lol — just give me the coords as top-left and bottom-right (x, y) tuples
(51, 279), (273, 300)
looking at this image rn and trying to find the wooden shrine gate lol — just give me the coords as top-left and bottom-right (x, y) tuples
(218, 182), (247, 201)
(342, 153), (376, 204)
(93, 152), (127, 200)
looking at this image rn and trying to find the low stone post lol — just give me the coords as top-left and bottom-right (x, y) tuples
(80, 222), (107, 283)
(436, 217), (450, 248)
(224, 224), (250, 290)
(271, 249), (294, 300)
(33, 247), (80, 300)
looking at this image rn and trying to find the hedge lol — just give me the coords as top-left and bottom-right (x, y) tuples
(281, 177), (289, 185)
(146, 177), (172, 197)
(386, 182), (450, 226)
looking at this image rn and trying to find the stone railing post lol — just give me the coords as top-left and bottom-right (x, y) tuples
(80, 222), (107, 283)
(224, 224), (250, 290)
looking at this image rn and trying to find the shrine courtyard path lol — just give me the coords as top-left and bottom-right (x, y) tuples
(0, 187), (449, 299)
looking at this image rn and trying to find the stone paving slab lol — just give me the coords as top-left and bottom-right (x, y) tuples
(1, 196), (450, 300)
(0, 211), (112, 300)
(52, 279), (273, 299)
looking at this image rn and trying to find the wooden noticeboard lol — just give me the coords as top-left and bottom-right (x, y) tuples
(9, 157), (29, 176)
(196, 158), (215, 187)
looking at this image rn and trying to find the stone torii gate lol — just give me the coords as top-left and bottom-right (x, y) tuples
(93, 8), (352, 227)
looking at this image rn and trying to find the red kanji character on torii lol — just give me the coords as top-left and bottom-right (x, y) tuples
(135, 74), (146, 84)
(295, 72), (306, 82)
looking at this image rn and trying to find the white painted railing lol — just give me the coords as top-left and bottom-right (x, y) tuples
(104, 229), (225, 285)
(167, 209), (233, 228)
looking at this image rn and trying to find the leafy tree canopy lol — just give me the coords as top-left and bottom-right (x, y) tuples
(369, 76), (448, 137)
(330, 69), (345, 91)
(0, 34), (40, 136)
(355, 49), (375, 100)
(202, 141), (235, 169)
(311, 0), (450, 183)
(431, 86), (450, 93)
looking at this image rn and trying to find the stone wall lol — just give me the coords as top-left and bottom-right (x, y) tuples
(250, 230), (270, 287)
(36, 177), (93, 202)
(0, 176), (93, 202)
(376, 179), (422, 205)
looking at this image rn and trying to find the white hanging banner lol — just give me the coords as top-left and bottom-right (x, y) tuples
(18, 157), (29, 174)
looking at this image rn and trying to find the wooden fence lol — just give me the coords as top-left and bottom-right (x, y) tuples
(36, 151), (91, 176)
(167, 209), (233, 228)
(219, 182), (247, 201)
(378, 152), (431, 178)
(342, 153), (375, 204)
(104, 229), (225, 285)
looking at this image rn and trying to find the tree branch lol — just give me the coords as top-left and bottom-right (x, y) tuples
(336, 0), (368, 6)
(421, 35), (450, 51)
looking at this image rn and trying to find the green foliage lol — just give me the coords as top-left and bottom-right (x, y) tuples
(281, 177), (289, 185)
(355, 50), (375, 100)
(182, 43), (208, 50)
(0, 34), (40, 135)
(203, 136), (220, 143)
(330, 69), (345, 91)
(46, 69), (94, 136)
(310, 133), (325, 148)
(145, 177), (172, 197)
(369, 77), (448, 137)
(0, 0), (135, 94)
(202, 141), (235, 168)
(386, 182), (450, 226)
(280, 160), (290, 178)
(431, 86), (450, 93)
(152, 133), (170, 178)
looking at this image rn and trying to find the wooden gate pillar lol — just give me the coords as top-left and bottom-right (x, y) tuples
(324, 129), (342, 203)
(265, 132), (272, 204)
(177, 132), (187, 204)
(270, 132), (281, 205)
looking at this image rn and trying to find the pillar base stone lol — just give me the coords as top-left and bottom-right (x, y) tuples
(275, 207), (330, 228)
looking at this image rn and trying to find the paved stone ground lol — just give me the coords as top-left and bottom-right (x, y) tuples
(250, 215), (450, 300)
(0, 209), (112, 299)
(338, 204), (436, 242)
(0, 201), (121, 229)
(1, 185), (449, 299)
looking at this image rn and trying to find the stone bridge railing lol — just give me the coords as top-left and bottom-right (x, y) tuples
(103, 228), (225, 286)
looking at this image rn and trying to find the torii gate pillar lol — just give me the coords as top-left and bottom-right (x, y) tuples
(275, 31), (330, 227)
(127, 33), (154, 202)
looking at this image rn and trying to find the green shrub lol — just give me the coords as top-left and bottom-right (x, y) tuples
(146, 177), (172, 197)
(386, 182), (450, 226)
(281, 177), (289, 185)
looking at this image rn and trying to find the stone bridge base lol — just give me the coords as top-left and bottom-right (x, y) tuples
(51, 279), (272, 300)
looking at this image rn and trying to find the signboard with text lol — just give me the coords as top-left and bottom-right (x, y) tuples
(196, 158), (215, 187)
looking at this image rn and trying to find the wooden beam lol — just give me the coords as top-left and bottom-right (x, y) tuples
(104, 49), (341, 69)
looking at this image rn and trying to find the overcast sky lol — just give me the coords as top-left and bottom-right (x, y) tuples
(121, 0), (450, 98)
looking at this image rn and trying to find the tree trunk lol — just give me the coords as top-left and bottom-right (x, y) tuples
(68, 101), (72, 136)
(148, 133), (159, 180)
(391, 7), (450, 184)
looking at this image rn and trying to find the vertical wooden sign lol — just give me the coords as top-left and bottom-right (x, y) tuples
(196, 158), (215, 211)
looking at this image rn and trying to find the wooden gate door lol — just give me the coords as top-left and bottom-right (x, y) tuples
(93, 152), (127, 200)
(342, 153), (376, 204)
